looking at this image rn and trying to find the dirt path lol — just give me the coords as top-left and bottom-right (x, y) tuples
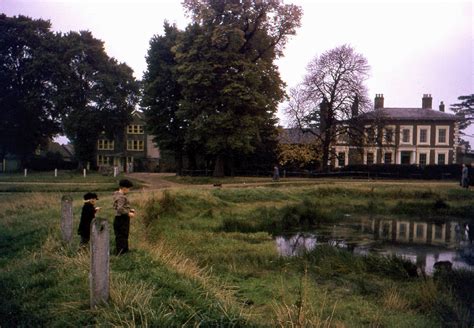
(125, 173), (183, 189)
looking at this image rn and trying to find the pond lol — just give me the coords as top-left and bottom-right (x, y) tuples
(275, 217), (474, 274)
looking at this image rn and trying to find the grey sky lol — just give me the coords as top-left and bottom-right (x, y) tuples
(1, 0), (473, 135)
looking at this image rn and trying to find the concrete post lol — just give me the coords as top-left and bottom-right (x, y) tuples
(54, 168), (58, 177)
(83, 168), (87, 178)
(90, 218), (110, 308)
(24, 168), (27, 177)
(60, 195), (74, 243)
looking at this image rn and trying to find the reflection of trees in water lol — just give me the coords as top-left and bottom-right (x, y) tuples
(276, 218), (474, 272)
(276, 234), (317, 256)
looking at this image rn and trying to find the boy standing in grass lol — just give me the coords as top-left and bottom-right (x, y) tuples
(113, 179), (135, 255)
(78, 192), (100, 246)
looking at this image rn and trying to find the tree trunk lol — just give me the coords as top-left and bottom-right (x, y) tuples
(175, 152), (183, 176)
(321, 132), (331, 172)
(213, 155), (225, 177)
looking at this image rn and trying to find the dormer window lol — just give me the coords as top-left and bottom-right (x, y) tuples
(127, 125), (144, 134)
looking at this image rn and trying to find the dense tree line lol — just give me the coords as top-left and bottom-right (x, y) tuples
(0, 14), (139, 168)
(142, 0), (302, 176)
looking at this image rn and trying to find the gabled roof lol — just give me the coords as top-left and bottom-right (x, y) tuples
(359, 107), (457, 121)
(279, 128), (319, 144)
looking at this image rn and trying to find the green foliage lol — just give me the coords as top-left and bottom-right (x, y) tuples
(57, 31), (140, 167)
(0, 15), (62, 163)
(143, 1), (303, 176)
(451, 94), (474, 130)
(0, 15), (139, 168)
(142, 22), (188, 174)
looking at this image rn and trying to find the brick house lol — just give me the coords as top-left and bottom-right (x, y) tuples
(96, 111), (160, 172)
(333, 94), (460, 168)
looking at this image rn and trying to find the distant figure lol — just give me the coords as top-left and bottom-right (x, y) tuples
(461, 164), (469, 189)
(113, 179), (135, 255)
(77, 192), (100, 246)
(468, 222), (474, 244)
(273, 165), (280, 181)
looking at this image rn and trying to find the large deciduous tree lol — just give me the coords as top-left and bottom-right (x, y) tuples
(142, 22), (188, 175)
(285, 44), (371, 171)
(57, 31), (140, 168)
(0, 15), (62, 165)
(175, 0), (302, 176)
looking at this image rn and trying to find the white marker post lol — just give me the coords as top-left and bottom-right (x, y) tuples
(24, 168), (27, 177)
(54, 168), (58, 177)
(83, 168), (87, 178)
(113, 167), (118, 177)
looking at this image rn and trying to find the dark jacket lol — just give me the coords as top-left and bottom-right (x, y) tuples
(78, 202), (96, 237)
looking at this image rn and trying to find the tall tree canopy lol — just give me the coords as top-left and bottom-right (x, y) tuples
(285, 44), (371, 170)
(0, 15), (140, 168)
(142, 22), (188, 174)
(143, 0), (302, 176)
(57, 31), (140, 167)
(451, 94), (474, 130)
(0, 14), (62, 164)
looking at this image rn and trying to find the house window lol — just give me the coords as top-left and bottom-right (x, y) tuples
(436, 126), (449, 145)
(366, 127), (376, 144)
(127, 125), (144, 134)
(402, 129), (410, 143)
(97, 139), (114, 150)
(438, 129), (446, 143)
(399, 223), (407, 239)
(401, 151), (411, 165)
(366, 152), (374, 165)
(415, 224), (425, 238)
(97, 155), (111, 166)
(437, 153), (446, 165)
(337, 152), (346, 167)
(434, 225), (443, 240)
(419, 129), (427, 143)
(384, 152), (392, 164)
(419, 153), (427, 166)
(127, 140), (144, 151)
(384, 128), (394, 143)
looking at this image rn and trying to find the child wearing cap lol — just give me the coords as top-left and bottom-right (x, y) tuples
(78, 192), (100, 246)
(113, 179), (135, 255)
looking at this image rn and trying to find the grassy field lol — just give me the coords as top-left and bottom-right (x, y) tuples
(0, 171), (143, 192)
(0, 176), (473, 327)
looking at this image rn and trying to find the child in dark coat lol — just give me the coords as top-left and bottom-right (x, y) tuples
(78, 192), (100, 246)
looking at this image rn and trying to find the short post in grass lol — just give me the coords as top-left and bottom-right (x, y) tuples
(83, 168), (86, 178)
(24, 168), (27, 177)
(60, 195), (74, 244)
(54, 168), (58, 177)
(90, 217), (109, 308)
(113, 166), (118, 177)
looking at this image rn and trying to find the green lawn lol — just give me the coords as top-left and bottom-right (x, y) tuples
(0, 178), (473, 327)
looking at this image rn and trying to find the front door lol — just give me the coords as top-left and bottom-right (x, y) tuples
(401, 151), (411, 165)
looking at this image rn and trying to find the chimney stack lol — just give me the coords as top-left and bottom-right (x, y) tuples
(374, 94), (384, 109)
(439, 101), (445, 112)
(422, 94), (432, 109)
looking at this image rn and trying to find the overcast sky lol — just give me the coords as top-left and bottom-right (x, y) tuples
(1, 0), (473, 133)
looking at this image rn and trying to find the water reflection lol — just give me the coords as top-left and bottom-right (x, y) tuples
(275, 218), (474, 274)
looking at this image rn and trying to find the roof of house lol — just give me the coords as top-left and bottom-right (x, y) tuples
(359, 107), (457, 121)
(46, 141), (75, 158)
(279, 128), (319, 144)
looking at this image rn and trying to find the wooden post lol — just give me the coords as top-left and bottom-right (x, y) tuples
(60, 195), (73, 243)
(24, 168), (27, 177)
(90, 218), (110, 308)
(54, 168), (58, 177)
(83, 168), (86, 178)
